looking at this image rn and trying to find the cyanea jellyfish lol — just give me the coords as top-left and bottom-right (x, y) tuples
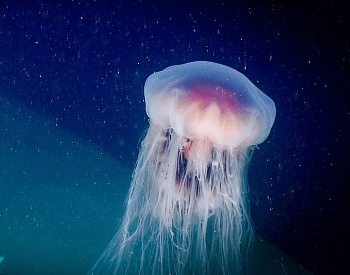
(93, 61), (276, 275)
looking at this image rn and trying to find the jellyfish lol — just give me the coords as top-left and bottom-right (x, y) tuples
(92, 61), (276, 275)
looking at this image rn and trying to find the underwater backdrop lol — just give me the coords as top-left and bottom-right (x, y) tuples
(0, 0), (349, 274)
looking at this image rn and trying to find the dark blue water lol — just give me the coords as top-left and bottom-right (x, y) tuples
(0, 1), (348, 274)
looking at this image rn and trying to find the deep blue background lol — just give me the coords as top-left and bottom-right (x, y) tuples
(1, 0), (349, 274)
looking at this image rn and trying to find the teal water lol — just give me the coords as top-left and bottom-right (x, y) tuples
(0, 96), (132, 274)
